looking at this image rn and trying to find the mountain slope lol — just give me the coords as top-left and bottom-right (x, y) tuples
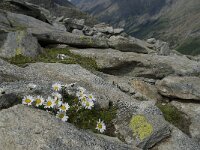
(0, 0), (97, 26)
(72, 0), (200, 55)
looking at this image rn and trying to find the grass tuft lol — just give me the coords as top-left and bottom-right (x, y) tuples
(6, 48), (99, 71)
(156, 102), (191, 135)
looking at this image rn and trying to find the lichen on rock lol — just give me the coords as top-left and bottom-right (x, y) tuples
(129, 115), (153, 140)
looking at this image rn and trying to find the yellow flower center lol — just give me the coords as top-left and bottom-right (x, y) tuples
(82, 97), (87, 102)
(25, 99), (31, 104)
(86, 101), (90, 107)
(58, 113), (64, 118)
(54, 86), (59, 91)
(46, 101), (52, 106)
(60, 105), (66, 111)
(36, 99), (41, 105)
(97, 123), (103, 129)
(89, 95), (92, 99)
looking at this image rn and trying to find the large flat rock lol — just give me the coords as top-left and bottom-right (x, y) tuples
(156, 76), (200, 101)
(0, 30), (42, 58)
(0, 105), (135, 150)
(70, 48), (200, 79)
(152, 126), (200, 150)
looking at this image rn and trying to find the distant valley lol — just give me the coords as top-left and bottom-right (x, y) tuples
(72, 0), (200, 55)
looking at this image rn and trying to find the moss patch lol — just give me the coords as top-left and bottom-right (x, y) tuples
(6, 48), (99, 71)
(156, 102), (191, 135)
(129, 115), (153, 140)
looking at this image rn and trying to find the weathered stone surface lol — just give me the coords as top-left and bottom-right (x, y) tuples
(113, 28), (124, 34)
(171, 101), (200, 141)
(64, 18), (85, 31)
(115, 101), (171, 149)
(131, 79), (162, 101)
(72, 29), (84, 35)
(52, 22), (66, 32)
(0, 105), (135, 150)
(98, 74), (136, 94)
(83, 26), (94, 36)
(94, 23), (114, 34)
(156, 76), (200, 101)
(147, 38), (156, 44)
(155, 40), (170, 56)
(152, 126), (200, 150)
(108, 36), (149, 53)
(0, 30), (42, 58)
(70, 48), (200, 79)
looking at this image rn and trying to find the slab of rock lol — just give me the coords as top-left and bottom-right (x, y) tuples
(115, 101), (171, 149)
(155, 40), (170, 56)
(113, 28), (124, 34)
(70, 48), (200, 79)
(131, 79), (162, 101)
(147, 38), (156, 44)
(52, 22), (66, 32)
(82, 26), (94, 36)
(0, 105), (135, 150)
(108, 36), (149, 53)
(152, 126), (200, 150)
(93, 23), (114, 34)
(156, 76), (200, 101)
(72, 29), (84, 36)
(64, 18), (85, 31)
(0, 10), (109, 48)
(0, 30), (42, 58)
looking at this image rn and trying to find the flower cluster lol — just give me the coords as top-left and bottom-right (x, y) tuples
(76, 87), (95, 110)
(22, 82), (106, 133)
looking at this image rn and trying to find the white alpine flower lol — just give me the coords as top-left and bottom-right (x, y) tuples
(88, 94), (96, 102)
(22, 95), (34, 106)
(84, 100), (94, 110)
(35, 96), (45, 107)
(96, 119), (106, 133)
(52, 83), (62, 91)
(44, 97), (56, 108)
(55, 99), (62, 107)
(52, 92), (62, 100)
(59, 103), (70, 112)
(77, 87), (86, 94)
(56, 112), (69, 122)
(80, 95), (88, 106)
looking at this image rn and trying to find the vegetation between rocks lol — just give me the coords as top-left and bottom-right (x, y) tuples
(6, 48), (99, 71)
(22, 83), (117, 136)
(156, 102), (191, 135)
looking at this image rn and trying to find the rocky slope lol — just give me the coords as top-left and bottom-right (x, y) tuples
(72, 0), (200, 55)
(0, 0), (200, 150)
